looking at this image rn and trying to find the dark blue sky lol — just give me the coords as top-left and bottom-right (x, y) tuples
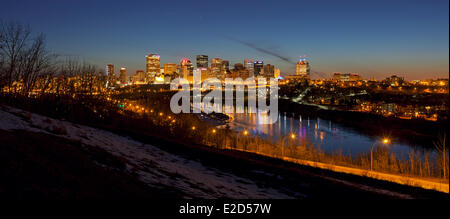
(1, 0), (448, 79)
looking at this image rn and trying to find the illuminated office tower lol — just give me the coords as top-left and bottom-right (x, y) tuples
(180, 59), (194, 80)
(195, 67), (210, 82)
(263, 64), (274, 78)
(211, 58), (223, 80)
(231, 64), (249, 79)
(146, 54), (161, 82)
(244, 59), (254, 77)
(296, 58), (310, 79)
(196, 55), (208, 68)
(136, 70), (145, 81)
(119, 67), (127, 84)
(253, 61), (263, 77)
(164, 63), (178, 79)
(133, 70), (145, 84)
(106, 64), (115, 87)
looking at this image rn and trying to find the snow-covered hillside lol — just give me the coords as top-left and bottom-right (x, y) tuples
(0, 106), (294, 198)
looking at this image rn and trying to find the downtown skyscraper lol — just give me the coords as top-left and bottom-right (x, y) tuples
(253, 61), (263, 77)
(296, 58), (310, 79)
(146, 54), (161, 83)
(196, 55), (208, 68)
(106, 64), (115, 87)
(244, 59), (254, 77)
(211, 58), (224, 80)
(180, 58), (194, 81)
(119, 67), (127, 84)
(164, 63), (178, 79)
(263, 64), (274, 78)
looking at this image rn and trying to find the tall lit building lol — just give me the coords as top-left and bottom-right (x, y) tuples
(106, 64), (115, 87)
(296, 58), (310, 79)
(132, 70), (145, 84)
(180, 59), (193, 80)
(228, 63), (249, 79)
(119, 67), (127, 84)
(196, 55), (208, 68)
(253, 61), (263, 77)
(196, 67), (210, 82)
(211, 58), (223, 80)
(146, 54), (161, 83)
(244, 59), (254, 77)
(164, 63), (178, 79)
(136, 70), (145, 80)
(263, 64), (275, 78)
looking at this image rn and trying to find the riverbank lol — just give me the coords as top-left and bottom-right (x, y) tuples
(278, 99), (447, 148)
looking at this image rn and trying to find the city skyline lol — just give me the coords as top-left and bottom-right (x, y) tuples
(0, 0), (448, 202)
(1, 0), (448, 80)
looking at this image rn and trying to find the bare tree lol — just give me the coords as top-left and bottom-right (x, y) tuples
(434, 134), (448, 179)
(0, 21), (31, 93)
(0, 21), (54, 95)
(18, 34), (55, 95)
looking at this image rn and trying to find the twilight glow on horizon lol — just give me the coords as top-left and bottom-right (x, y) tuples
(1, 0), (448, 80)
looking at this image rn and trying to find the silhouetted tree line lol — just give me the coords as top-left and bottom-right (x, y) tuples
(0, 21), (107, 97)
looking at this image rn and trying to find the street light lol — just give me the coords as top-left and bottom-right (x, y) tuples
(281, 133), (296, 157)
(370, 138), (390, 171)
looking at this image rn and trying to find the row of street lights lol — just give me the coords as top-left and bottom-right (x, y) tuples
(114, 96), (393, 171)
(238, 127), (391, 167)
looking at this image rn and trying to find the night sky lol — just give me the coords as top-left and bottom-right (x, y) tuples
(1, 0), (448, 79)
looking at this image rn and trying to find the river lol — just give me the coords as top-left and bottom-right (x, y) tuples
(225, 106), (434, 157)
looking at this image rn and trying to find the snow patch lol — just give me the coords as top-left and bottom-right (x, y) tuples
(0, 106), (294, 198)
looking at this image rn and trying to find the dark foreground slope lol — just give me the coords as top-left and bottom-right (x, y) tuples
(0, 130), (447, 199)
(0, 129), (182, 199)
(0, 106), (448, 199)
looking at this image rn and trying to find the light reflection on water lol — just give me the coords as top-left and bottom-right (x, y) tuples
(225, 106), (429, 157)
(137, 97), (434, 157)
